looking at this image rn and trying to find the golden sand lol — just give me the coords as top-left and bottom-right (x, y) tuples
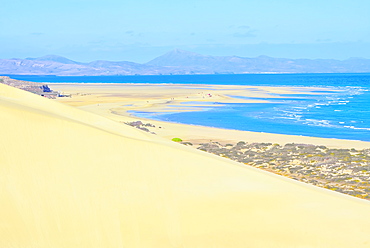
(52, 83), (370, 149)
(1, 83), (370, 247)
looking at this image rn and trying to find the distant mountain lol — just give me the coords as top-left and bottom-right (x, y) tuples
(86, 60), (148, 69)
(25, 55), (81, 65)
(1, 50), (370, 76)
(0, 57), (161, 76)
(147, 50), (370, 74)
(146, 49), (219, 67)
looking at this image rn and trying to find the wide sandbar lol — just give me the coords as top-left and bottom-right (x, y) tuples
(51, 83), (370, 149)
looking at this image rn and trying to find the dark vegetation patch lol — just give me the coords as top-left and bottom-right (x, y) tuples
(124, 121), (157, 134)
(186, 140), (370, 200)
(0, 76), (59, 98)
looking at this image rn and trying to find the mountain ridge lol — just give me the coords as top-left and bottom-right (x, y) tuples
(1, 49), (370, 76)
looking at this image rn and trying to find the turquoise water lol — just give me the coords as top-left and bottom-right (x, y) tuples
(10, 73), (370, 141)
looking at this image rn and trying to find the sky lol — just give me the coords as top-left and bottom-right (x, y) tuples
(1, 0), (370, 63)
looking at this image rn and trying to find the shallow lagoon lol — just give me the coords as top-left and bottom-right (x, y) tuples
(13, 73), (370, 141)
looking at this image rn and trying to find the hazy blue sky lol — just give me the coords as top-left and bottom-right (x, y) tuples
(1, 0), (369, 62)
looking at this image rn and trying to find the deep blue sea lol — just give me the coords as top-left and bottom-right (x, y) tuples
(10, 73), (370, 142)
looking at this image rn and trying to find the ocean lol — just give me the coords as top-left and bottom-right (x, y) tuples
(10, 73), (370, 142)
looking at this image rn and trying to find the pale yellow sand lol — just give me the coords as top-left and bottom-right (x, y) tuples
(1, 83), (370, 247)
(52, 83), (370, 149)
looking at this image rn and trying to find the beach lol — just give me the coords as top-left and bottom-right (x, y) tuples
(52, 83), (370, 149)
(2, 81), (370, 247)
(51, 83), (370, 199)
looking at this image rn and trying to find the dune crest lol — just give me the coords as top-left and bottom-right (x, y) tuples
(1, 83), (370, 248)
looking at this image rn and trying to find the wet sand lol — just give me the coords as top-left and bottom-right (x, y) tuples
(52, 83), (370, 149)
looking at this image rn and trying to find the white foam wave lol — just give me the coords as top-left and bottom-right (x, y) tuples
(303, 119), (333, 127)
(345, 126), (370, 131)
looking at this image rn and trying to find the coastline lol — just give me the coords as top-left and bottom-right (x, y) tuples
(52, 83), (370, 149)
(2, 81), (370, 247)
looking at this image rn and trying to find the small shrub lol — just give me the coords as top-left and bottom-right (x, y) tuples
(181, 142), (193, 146)
(236, 141), (246, 147)
(172, 137), (183, 142)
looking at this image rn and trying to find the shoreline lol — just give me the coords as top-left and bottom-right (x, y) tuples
(51, 82), (370, 200)
(51, 83), (370, 149)
(2, 79), (370, 247)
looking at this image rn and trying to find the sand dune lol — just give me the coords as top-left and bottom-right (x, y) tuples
(1, 83), (370, 247)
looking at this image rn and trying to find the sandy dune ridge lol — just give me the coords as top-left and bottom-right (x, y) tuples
(1, 83), (370, 247)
